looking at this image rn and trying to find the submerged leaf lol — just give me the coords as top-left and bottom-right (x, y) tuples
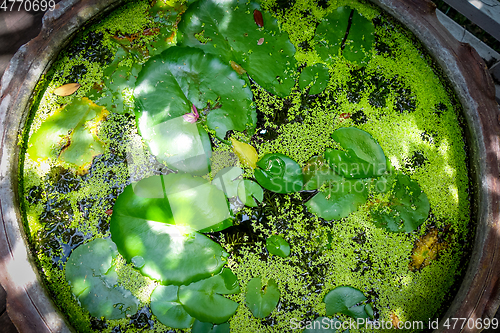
(151, 285), (194, 328)
(135, 46), (255, 140)
(27, 97), (108, 169)
(410, 226), (449, 271)
(370, 172), (430, 233)
(324, 286), (372, 319)
(212, 167), (244, 198)
(65, 238), (139, 320)
(254, 153), (304, 193)
(303, 155), (341, 190)
(299, 64), (329, 95)
(192, 320), (230, 333)
(231, 138), (259, 169)
(237, 180), (264, 207)
(245, 277), (280, 318)
(178, 0), (296, 97)
(179, 268), (240, 324)
(110, 174), (231, 284)
(54, 83), (80, 96)
(266, 235), (290, 257)
(314, 7), (374, 66)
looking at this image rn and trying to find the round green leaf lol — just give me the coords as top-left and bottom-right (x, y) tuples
(255, 153), (304, 193)
(192, 320), (230, 333)
(134, 46), (255, 141)
(150, 285), (194, 328)
(266, 235), (290, 257)
(305, 178), (368, 220)
(326, 127), (386, 178)
(212, 167), (244, 198)
(324, 286), (372, 319)
(237, 180), (264, 207)
(245, 277), (280, 318)
(110, 175), (231, 285)
(299, 64), (330, 95)
(178, 0), (297, 97)
(179, 268), (240, 324)
(313, 7), (374, 66)
(371, 172), (430, 232)
(65, 238), (139, 320)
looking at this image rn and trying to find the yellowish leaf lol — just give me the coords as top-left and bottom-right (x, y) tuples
(409, 225), (450, 271)
(230, 61), (246, 75)
(390, 311), (400, 329)
(230, 137), (258, 169)
(53, 83), (81, 96)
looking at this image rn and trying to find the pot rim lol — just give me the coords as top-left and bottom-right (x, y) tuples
(1, 0), (499, 332)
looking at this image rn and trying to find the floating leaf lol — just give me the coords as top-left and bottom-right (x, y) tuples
(150, 285), (194, 328)
(27, 97), (108, 169)
(135, 46), (255, 140)
(254, 153), (304, 193)
(110, 174), (231, 285)
(253, 9), (264, 27)
(299, 64), (329, 95)
(231, 138), (259, 169)
(305, 178), (368, 220)
(178, 0), (296, 97)
(325, 127), (386, 179)
(411, 226), (451, 272)
(53, 83), (80, 96)
(237, 180), (264, 207)
(212, 167), (244, 198)
(370, 172), (430, 233)
(192, 320), (230, 333)
(314, 7), (374, 66)
(179, 268), (240, 324)
(245, 277), (280, 318)
(266, 235), (290, 257)
(65, 238), (139, 320)
(303, 155), (342, 190)
(324, 286), (372, 319)
(302, 317), (344, 332)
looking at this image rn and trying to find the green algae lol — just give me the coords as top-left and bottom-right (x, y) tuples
(19, 0), (472, 332)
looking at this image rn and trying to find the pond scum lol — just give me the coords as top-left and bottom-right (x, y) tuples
(19, 0), (472, 332)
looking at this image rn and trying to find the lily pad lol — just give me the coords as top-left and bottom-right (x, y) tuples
(27, 97), (108, 169)
(325, 127), (386, 179)
(255, 153), (304, 193)
(178, 0), (297, 97)
(212, 167), (244, 198)
(371, 172), (430, 233)
(179, 268), (240, 324)
(192, 320), (230, 333)
(237, 180), (264, 207)
(305, 178), (369, 220)
(110, 175), (231, 285)
(303, 155), (342, 190)
(134, 46), (255, 140)
(245, 277), (280, 318)
(324, 286), (372, 319)
(266, 235), (290, 257)
(65, 238), (139, 320)
(299, 64), (330, 95)
(314, 7), (374, 66)
(150, 285), (194, 328)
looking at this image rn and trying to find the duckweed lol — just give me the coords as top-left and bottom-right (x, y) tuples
(20, 0), (472, 332)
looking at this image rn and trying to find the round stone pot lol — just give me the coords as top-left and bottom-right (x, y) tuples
(0, 0), (499, 332)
